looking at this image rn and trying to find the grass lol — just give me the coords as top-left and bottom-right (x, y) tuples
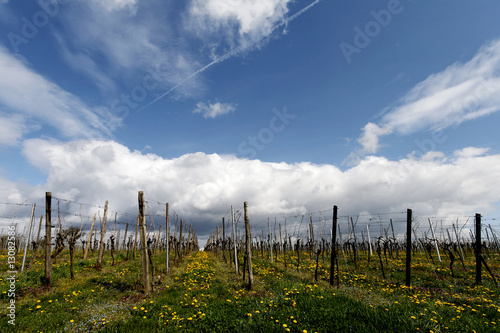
(1, 247), (499, 332)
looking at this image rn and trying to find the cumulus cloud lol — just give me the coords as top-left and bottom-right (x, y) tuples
(193, 101), (236, 119)
(355, 38), (500, 155)
(186, 0), (292, 49)
(0, 47), (119, 142)
(4, 139), (499, 240)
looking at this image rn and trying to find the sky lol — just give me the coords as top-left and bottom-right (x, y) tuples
(1, 0), (500, 245)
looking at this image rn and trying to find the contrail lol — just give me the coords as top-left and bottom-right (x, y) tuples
(138, 0), (324, 112)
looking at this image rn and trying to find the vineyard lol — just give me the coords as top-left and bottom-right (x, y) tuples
(1, 192), (500, 332)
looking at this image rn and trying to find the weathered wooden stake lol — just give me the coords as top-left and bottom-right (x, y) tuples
(405, 208), (412, 287)
(21, 203), (36, 272)
(475, 213), (482, 285)
(279, 223), (282, 261)
(122, 222), (129, 253)
(138, 191), (151, 294)
(268, 217), (273, 263)
(244, 202), (254, 291)
(231, 205), (238, 274)
(222, 217), (227, 263)
(44, 192), (52, 287)
(329, 205), (338, 286)
(166, 202), (170, 274)
(83, 214), (96, 260)
(178, 219), (184, 260)
(366, 224), (373, 256)
(28, 214), (44, 268)
(96, 201), (109, 271)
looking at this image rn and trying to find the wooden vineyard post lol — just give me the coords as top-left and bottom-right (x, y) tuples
(45, 192), (52, 287)
(405, 209), (412, 287)
(216, 226), (219, 256)
(329, 205), (338, 286)
(36, 214), (43, 252)
(83, 214), (96, 260)
(244, 202), (254, 291)
(96, 201), (109, 271)
(268, 218), (273, 263)
(279, 223), (282, 263)
(28, 214), (44, 268)
(21, 203), (36, 272)
(178, 219), (184, 261)
(166, 202), (169, 274)
(475, 213), (482, 285)
(122, 222), (129, 253)
(155, 225), (161, 253)
(222, 217), (227, 263)
(231, 205), (238, 274)
(366, 225), (373, 257)
(187, 224), (192, 253)
(138, 191), (151, 294)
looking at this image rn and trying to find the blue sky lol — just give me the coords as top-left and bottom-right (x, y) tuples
(1, 0), (500, 239)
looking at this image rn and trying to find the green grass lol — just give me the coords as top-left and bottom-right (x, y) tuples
(1, 248), (499, 332)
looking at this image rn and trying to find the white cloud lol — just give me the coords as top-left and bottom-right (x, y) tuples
(356, 39), (500, 155)
(0, 47), (120, 142)
(0, 113), (27, 146)
(358, 122), (393, 154)
(186, 0), (292, 49)
(193, 101), (236, 119)
(5, 139), (499, 239)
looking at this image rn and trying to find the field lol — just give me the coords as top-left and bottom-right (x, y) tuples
(1, 245), (499, 332)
